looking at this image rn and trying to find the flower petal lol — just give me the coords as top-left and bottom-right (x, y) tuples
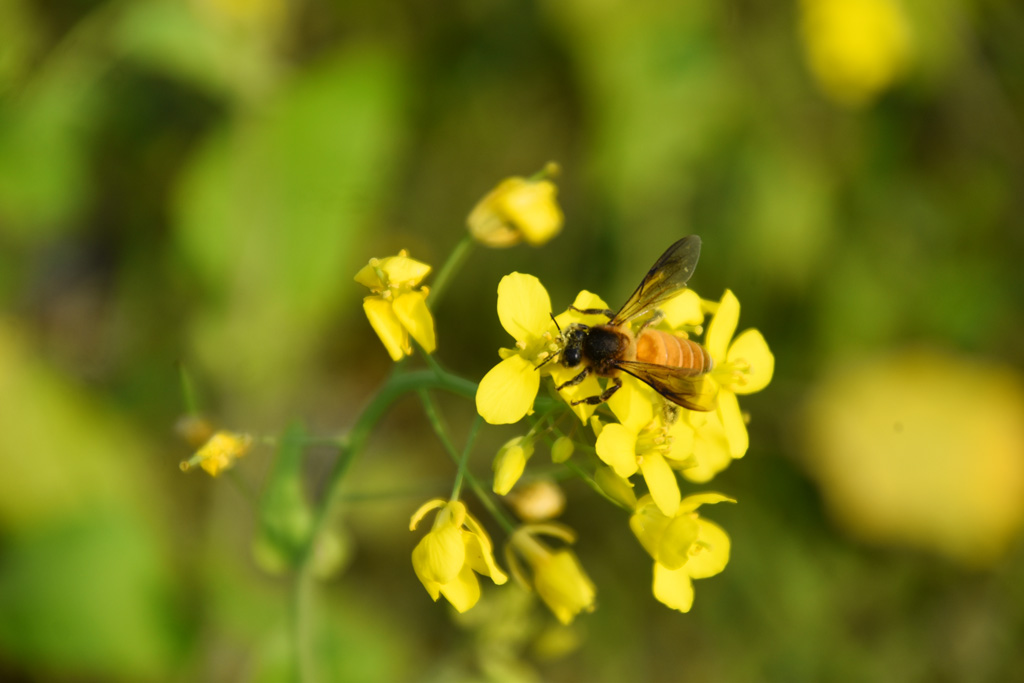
(629, 496), (671, 560)
(679, 492), (736, 513)
(354, 254), (431, 289)
(607, 377), (655, 432)
(554, 290), (611, 329)
(499, 179), (563, 246)
(547, 364), (603, 423)
(665, 420), (696, 463)
(379, 253), (431, 287)
(657, 514), (700, 570)
(683, 412), (732, 483)
(412, 522), (465, 586)
(463, 526), (509, 585)
(393, 291), (436, 354)
(660, 289), (704, 329)
(534, 550), (597, 625)
(717, 390), (749, 459)
(728, 329), (774, 394)
(652, 563), (695, 613)
(409, 498), (447, 531)
(497, 273), (552, 343)
(595, 423), (640, 478)
(476, 355), (540, 425)
(640, 452), (681, 517)
(438, 564), (482, 613)
(685, 519), (730, 579)
(467, 179), (522, 247)
(363, 297), (410, 361)
(705, 289), (739, 361)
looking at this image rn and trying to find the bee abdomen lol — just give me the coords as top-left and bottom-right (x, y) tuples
(635, 329), (713, 374)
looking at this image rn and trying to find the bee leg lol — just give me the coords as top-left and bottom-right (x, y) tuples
(556, 367), (590, 390)
(571, 376), (623, 406)
(637, 310), (664, 333)
(568, 305), (616, 319)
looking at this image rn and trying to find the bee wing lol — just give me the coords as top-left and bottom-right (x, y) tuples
(610, 235), (702, 326)
(615, 360), (718, 412)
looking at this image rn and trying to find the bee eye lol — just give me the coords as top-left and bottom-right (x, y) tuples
(563, 347), (582, 366)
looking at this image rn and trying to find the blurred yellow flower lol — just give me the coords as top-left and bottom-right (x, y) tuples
(504, 480), (566, 522)
(410, 499), (508, 613)
(475, 274), (608, 425)
(630, 493), (733, 612)
(594, 379), (696, 516)
(800, 0), (913, 107)
(355, 250), (436, 361)
(467, 164), (564, 247)
(179, 430), (253, 476)
(506, 524), (596, 625)
(804, 349), (1024, 567)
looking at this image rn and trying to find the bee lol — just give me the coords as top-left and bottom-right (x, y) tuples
(551, 235), (716, 411)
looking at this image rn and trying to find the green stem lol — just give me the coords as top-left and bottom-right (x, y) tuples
(303, 368), (476, 552)
(293, 366), (477, 683)
(418, 391), (517, 534)
(177, 363), (201, 416)
(450, 414), (483, 500)
(426, 235), (475, 308)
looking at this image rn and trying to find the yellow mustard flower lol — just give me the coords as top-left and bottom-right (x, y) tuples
(475, 273), (610, 425)
(800, 0), (913, 108)
(179, 430), (253, 476)
(505, 523), (596, 625)
(629, 493), (733, 613)
(467, 164), (563, 247)
(410, 499), (508, 613)
(355, 250), (436, 361)
(703, 289), (774, 463)
(493, 436), (535, 495)
(595, 378), (696, 517)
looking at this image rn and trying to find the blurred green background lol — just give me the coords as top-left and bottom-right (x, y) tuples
(2, 0), (1024, 680)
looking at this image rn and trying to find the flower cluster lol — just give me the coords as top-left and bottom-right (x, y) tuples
(474, 264), (773, 612)
(183, 166), (772, 632)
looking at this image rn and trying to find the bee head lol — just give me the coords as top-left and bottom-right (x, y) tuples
(559, 324), (588, 368)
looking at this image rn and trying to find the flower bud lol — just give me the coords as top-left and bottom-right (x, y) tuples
(550, 436), (574, 464)
(493, 436), (535, 495)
